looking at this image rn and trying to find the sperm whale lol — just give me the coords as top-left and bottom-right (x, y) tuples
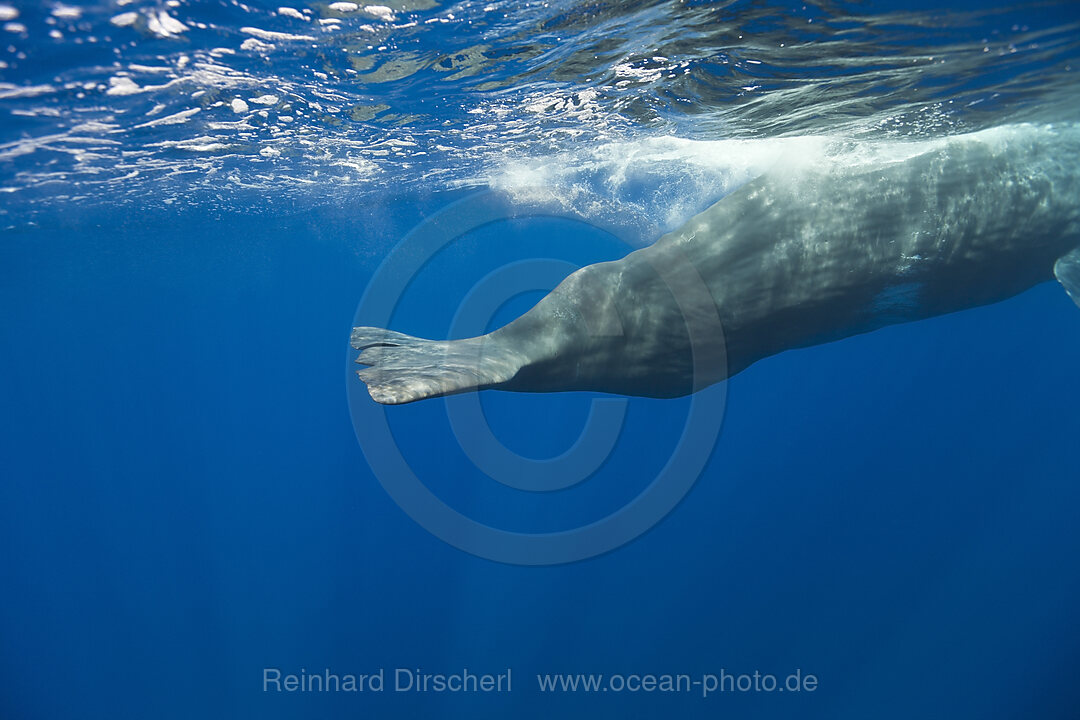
(352, 123), (1080, 405)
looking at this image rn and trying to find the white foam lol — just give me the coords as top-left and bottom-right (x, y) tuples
(51, 5), (82, 19)
(147, 10), (187, 38)
(241, 37), (274, 52)
(70, 121), (120, 135)
(207, 118), (254, 130)
(128, 64), (172, 74)
(329, 2), (359, 11)
(240, 26), (315, 42)
(366, 5), (394, 20)
(0, 5), (17, 21)
(0, 83), (55, 99)
(277, 7), (306, 20)
(486, 135), (830, 233)
(148, 136), (229, 152)
(231, 98), (249, 113)
(134, 108), (201, 128)
(106, 76), (142, 96)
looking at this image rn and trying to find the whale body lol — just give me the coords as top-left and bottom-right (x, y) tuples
(352, 123), (1080, 405)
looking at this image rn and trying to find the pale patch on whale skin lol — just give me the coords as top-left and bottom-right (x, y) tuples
(353, 124), (1080, 405)
(1056, 247), (1080, 308)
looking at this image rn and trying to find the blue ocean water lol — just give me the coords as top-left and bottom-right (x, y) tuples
(2, 0), (1080, 718)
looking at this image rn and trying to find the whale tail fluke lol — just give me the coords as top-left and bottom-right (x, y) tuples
(350, 327), (523, 404)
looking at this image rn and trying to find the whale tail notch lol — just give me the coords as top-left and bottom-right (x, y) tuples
(350, 327), (523, 405)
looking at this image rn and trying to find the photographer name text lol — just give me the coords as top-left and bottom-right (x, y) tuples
(263, 667), (511, 693)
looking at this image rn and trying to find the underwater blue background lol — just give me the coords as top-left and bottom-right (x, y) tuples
(3, 0), (1080, 718)
(5, 189), (1080, 719)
